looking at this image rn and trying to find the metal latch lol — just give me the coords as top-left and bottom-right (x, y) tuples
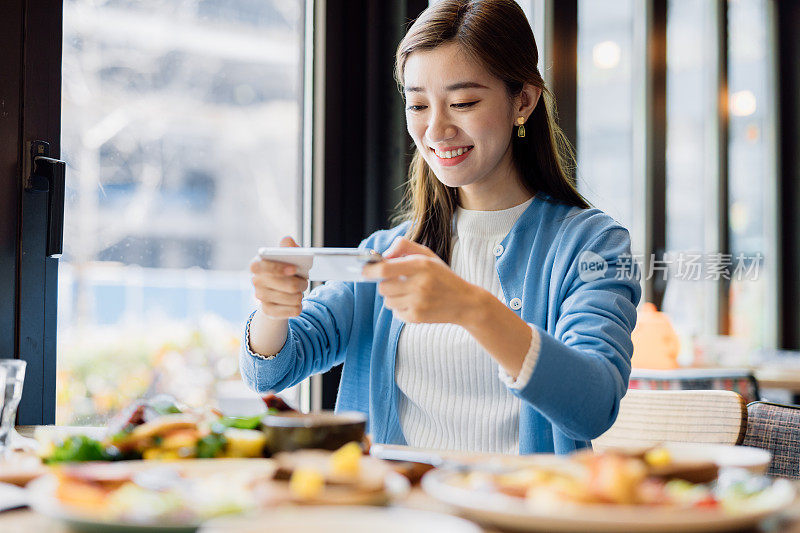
(25, 140), (66, 258)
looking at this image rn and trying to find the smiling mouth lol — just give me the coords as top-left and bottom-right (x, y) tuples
(430, 145), (474, 159)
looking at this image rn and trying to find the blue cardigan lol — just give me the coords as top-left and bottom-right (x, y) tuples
(240, 194), (641, 454)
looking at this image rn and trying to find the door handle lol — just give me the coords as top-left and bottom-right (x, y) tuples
(25, 141), (66, 258)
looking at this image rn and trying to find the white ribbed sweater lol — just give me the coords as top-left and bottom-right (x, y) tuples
(395, 197), (538, 454)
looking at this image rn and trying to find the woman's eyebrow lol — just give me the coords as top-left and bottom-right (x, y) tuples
(404, 81), (489, 93)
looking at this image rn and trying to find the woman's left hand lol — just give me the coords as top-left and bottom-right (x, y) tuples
(362, 237), (482, 325)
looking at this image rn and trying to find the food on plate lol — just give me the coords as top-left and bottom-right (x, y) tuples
(40, 410), (266, 463)
(40, 395), (358, 463)
(223, 428), (268, 458)
(330, 441), (363, 475)
(29, 396), (394, 527)
(642, 447), (719, 484)
(41, 435), (116, 464)
(268, 445), (394, 505)
(449, 449), (784, 513)
(289, 468), (326, 499)
(39, 442), (397, 527)
(53, 462), (133, 512)
(47, 459), (273, 524)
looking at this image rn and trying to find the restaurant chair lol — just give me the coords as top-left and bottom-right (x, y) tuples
(592, 389), (747, 451)
(742, 401), (800, 479)
(629, 368), (760, 404)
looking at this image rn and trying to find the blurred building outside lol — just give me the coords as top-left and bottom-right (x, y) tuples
(58, 0), (305, 425)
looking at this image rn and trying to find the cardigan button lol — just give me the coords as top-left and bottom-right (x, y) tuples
(493, 244), (504, 257)
(509, 297), (522, 310)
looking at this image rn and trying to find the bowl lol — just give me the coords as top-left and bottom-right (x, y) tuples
(260, 410), (366, 455)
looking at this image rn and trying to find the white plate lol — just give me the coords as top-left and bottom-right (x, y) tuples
(200, 506), (482, 533)
(594, 442), (772, 474)
(422, 467), (796, 533)
(372, 443), (773, 478)
(26, 461), (410, 533)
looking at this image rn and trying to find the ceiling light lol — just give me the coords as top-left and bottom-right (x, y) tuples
(592, 41), (621, 70)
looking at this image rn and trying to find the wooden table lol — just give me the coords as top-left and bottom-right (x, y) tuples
(2, 427), (800, 533)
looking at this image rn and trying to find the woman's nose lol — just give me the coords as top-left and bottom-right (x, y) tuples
(426, 110), (457, 143)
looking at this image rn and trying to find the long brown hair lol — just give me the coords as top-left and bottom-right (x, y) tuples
(395, 0), (589, 263)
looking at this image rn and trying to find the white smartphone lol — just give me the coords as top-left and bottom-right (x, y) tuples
(257, 247), (383, 282)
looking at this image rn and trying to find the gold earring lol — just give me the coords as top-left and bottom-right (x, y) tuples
(516, 116), (526, 138)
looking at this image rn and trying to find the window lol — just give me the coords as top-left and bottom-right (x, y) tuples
(515, 0), (547, 76)
(57, 0), (307, 424)
(576, 0), (639, 252)
(727, 0), (777, 349)
(662, 0), (778, 358)
(662, 0), (719, 361)
(578, 0), (778, 360)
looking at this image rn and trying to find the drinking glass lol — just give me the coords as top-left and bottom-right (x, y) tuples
(0, 360), (26, 458)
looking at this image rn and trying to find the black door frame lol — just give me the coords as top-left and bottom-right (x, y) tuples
(0, 0), (63, 424)
(776, 0), (800, 350)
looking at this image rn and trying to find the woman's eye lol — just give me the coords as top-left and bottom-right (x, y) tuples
(452, 101), (479, 108)
(406, 104), (427, 111)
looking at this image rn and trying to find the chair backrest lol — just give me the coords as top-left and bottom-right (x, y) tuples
(593, 389), (747, 451)
(629, 368), (760, 404)
(742, 401), (800, 479)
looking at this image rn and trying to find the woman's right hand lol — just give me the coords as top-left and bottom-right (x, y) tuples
(250, 236), (309, 319)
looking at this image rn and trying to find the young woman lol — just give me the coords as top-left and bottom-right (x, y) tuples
(242, 0), (641, 454)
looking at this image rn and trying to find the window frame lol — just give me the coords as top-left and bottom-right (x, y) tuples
(1, 0), (63, 425)
(774, 0), (799, 349)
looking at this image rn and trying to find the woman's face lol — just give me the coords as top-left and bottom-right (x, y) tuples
(403, 42), (521, 192)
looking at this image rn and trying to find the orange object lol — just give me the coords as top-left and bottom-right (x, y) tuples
(631, 302), (680, 369)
